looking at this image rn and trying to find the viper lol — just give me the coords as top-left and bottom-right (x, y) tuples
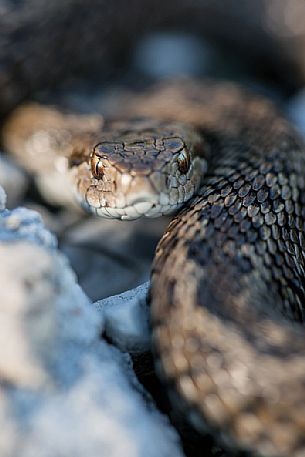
(4, 79), (305, 457)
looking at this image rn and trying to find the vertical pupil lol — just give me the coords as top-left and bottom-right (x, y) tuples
(95, 161), (100, 176)
(91, 154), (104, 178)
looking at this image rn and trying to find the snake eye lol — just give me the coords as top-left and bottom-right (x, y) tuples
(177, 149), (190, 174)
(91, 153), (104, 178)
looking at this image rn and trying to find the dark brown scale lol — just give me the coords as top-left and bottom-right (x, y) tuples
(238, 183), (251, 197)
(148, 81), (305, 457)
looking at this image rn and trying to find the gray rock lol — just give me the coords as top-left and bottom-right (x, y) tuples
(0, 154), (28, 208)
(0, 240), (184, 457)
(60, 215), (170, 301)
(0, 241), (95, 388)
(0, 191), (184, 457)
(0, 204), (57, 248)
(95, 281), (151, 353)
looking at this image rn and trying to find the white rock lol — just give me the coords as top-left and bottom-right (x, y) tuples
(0, 241), (97, 388)
(95, 281), (151, 352)
(0, 207), (184, 457)
(21, 344), (183, 457)
(0, 206), (57, 248)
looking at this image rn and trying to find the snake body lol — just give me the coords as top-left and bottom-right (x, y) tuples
(4, 80), (305, 457)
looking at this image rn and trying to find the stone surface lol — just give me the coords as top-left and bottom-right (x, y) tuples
(0, 205), (57, 248)
(0, 188), (184, 457)
(0, 153), (28, 208)
(59, 215), (170, 301)
(95, 281), (151, 352)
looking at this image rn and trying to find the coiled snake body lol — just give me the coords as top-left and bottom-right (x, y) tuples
(4, 80), (305, 457)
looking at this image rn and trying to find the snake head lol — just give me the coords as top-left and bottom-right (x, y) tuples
(73, 119), (206, 220)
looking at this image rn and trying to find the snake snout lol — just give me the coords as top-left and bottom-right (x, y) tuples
(118, 175), (159, 219)
(125, 175), (158, 204)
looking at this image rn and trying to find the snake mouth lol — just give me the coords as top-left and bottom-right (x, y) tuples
(93, 193), (181, 220)
(82, 169), (183, 219)
(95, 201), (155, 220)
(76, 166), (191, 220)
(94, 201), (181, 220)
(85, 189), (182, 220)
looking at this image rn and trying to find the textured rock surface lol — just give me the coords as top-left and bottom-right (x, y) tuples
(95, 281), (150, 352)
(0, 188), (184, 457)
(0, 205), (57, 247)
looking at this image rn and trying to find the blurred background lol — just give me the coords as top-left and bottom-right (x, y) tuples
(1, 0), (305, 108)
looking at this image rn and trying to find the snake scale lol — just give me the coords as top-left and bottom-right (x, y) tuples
(4, 79), (305, 457)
